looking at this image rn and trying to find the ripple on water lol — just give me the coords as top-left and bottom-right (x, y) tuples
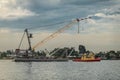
(0, 60), (120, 80)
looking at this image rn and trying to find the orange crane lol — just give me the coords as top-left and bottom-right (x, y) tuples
(32, 17), (91, 50)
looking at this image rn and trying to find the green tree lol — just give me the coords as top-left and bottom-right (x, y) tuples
(0, 52), (7, 58)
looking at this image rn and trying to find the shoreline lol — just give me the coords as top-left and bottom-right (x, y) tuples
(0, 59), (120, 60)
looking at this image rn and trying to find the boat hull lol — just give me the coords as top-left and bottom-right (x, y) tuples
(14, 58), (68, 62)
(73, 58), (101, 62)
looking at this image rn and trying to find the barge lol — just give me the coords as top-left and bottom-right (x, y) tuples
(14, 58), (68, 62)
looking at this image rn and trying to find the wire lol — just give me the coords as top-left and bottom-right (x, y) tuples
(18, 31), (25, 49)
(32, 21), (76, 49)
(27, 20), (71, 30)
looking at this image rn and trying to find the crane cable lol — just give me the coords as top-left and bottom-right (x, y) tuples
(28, 20), (70, 30)
(18, 31), (25, 49)
(32, 20), (77, 50)
(32, 17), (91, 50)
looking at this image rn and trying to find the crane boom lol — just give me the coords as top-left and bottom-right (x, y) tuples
(32, 17), (91, 50)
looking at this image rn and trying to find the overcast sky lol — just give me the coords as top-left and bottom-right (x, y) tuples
(0, 0), (120, 52)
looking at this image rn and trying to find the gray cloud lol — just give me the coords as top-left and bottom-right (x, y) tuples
(0, 0), (120, 51)
(0, 0), (120, 33)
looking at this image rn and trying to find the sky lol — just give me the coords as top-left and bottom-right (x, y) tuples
(0, 0), (120, 52)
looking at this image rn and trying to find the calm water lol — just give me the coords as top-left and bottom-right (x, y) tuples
(0, 60), (120, 80)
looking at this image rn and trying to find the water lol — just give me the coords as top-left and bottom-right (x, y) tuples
(0, 60), (120, 80)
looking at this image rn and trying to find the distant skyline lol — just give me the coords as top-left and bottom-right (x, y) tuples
(0, 0), (120, 52)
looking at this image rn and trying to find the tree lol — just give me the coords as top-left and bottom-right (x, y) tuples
(106, 50), (116, 59)
(0, 52), (7, 58)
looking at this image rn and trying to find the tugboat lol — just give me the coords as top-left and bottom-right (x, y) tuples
(72, 45), (101, 62)
(72, 53), (101, 62)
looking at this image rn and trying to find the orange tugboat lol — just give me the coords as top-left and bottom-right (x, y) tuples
(73, 52), (101, 62)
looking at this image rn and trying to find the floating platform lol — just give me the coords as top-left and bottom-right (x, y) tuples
(14, 58), (68, 62)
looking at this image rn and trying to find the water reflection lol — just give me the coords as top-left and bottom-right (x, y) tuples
(26, 62), (32, 80)
(26, 62), (32, 74)
(0, 60), (120, 80)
